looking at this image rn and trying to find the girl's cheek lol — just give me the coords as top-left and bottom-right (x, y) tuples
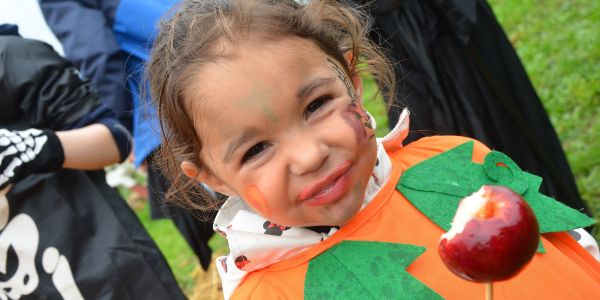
(341, 99), (375, 142)
(242, 185), (272, 219)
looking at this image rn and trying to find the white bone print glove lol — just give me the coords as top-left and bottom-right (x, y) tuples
(0, 128), (64, 189)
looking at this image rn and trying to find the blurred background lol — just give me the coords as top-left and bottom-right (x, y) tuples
(143, 1), (600, 297)
(1, 0), (597, 298)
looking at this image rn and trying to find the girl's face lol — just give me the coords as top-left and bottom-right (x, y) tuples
(183, 36), (378, 227)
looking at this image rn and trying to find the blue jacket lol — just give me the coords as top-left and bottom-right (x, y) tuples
(40, 0), (178, 166)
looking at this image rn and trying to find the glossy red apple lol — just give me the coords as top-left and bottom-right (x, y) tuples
(438, 185), (539, 283)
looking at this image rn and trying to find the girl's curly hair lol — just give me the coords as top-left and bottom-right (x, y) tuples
(145, 0), (395, 213)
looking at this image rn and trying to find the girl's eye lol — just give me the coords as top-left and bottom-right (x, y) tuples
(241, 142), (269, 164)
(304, 96), (333, 118)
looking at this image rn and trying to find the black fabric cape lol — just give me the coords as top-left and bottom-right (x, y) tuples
(3, 171), (185, 299)
(0, 35), (185, 299)
(363, 0), (590, 215)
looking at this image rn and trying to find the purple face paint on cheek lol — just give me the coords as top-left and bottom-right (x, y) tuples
(327, 58), (375, 141)
(342, 105), (367, 140)
(342, 100), (375, 141)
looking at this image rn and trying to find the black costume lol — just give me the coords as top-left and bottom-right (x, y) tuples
(0, 33), (185, 299)
(362, 0), (590, 215)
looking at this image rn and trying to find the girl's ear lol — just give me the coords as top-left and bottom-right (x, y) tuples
(180, 160), (237, 197)
(344, 51), (363, 101)
(344, 51), (354, 68)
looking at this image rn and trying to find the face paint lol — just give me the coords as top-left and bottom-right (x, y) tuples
(242, 185), (272, 219)
(236, 79), (279, 123)
(342, 98), (375, 141)
(327, 58), (375, 141)
(327, 58), (356, 101)
(255, 85), (279, 123)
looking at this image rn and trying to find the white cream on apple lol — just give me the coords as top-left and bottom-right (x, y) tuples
(441, 188), (488, 241)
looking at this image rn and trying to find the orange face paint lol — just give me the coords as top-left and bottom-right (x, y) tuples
(242, 185), (272, 219)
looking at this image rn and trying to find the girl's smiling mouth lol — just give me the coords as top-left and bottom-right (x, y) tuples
(298, 161), (353, 206)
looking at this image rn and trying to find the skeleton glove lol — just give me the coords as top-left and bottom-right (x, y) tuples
(0, 128), (64, 189)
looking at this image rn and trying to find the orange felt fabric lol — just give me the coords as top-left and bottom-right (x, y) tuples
(231, 136), (600, 299)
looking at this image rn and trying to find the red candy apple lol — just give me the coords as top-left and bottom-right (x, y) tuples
(438, 185), (539, 283)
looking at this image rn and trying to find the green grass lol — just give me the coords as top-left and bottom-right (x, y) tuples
(362, 74), (390, 137)
(136, 0), (600, 293)
(135, 204), (199, 295)
(488, 0), (600, 239)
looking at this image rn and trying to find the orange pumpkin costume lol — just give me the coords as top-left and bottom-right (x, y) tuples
(230, 135), (600, 299)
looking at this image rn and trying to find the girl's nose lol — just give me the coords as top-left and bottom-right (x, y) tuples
(286, 134), (329, 176)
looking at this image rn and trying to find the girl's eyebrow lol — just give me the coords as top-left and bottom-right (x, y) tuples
(297, 76), (336, 103)
(223, 128), (261, 163)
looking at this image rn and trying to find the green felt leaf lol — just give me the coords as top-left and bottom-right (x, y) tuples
(397, 141), (595, 253)
(304, 241), (443, 300)
(537, 240), (545, 253)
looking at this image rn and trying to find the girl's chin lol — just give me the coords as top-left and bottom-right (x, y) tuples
(273, 180), (367, 227)
(310, 198), (363, 226)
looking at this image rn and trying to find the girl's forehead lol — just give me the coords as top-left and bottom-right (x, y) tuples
(187, 36), (339, 113)
(186, 36), (345, 145)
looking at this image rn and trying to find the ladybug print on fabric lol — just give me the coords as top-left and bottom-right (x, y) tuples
(234, 255), (250, 269)
(263, 221), (290, 236)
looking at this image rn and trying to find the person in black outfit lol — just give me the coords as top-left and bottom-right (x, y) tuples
(0, 27), (185, 299)
(359, 0), (590, 216)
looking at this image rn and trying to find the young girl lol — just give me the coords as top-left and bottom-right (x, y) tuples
(147, 0), (600, 299)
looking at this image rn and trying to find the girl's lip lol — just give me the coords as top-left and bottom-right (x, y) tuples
(297, 161), (353, 206)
